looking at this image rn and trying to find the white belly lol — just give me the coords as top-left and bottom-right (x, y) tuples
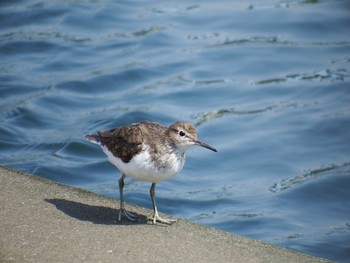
(101, 145), (185, 182)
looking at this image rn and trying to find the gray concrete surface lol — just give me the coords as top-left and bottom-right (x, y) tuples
(0, 166), (332, 263)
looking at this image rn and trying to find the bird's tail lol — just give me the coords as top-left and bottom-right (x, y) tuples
(84, 134), (101, 145)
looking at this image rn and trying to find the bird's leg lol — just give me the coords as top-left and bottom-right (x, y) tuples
(118, 174), (138, 222)
(149, 183), (177, 225)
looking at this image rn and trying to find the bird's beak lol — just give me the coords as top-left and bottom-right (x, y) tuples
(195, 140), (217, 152)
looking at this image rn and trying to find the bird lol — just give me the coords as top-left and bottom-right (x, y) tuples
(85, 121), (217, 224)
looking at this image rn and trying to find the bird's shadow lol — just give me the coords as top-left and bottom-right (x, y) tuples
(44, 198), (148, 225)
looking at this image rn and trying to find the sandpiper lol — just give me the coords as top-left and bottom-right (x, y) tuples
(85, 121), (217, 224)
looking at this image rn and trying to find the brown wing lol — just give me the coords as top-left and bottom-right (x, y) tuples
(98, 125), (144, 163)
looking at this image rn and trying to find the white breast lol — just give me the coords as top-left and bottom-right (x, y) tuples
(101, 144), (185, 182)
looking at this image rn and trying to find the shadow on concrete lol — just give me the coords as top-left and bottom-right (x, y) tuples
(45, 198), (148, 225)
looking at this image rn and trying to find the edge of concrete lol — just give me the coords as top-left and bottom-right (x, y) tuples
(0, 165), (332, 263)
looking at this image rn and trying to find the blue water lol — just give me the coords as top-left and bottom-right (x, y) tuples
(1, 0), (350, 261)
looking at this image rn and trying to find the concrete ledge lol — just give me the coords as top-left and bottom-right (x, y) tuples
(0, 166), (331, 263)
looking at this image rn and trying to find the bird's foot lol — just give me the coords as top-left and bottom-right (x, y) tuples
(118, 208), (139, 222)
(148, 214), (177, 225)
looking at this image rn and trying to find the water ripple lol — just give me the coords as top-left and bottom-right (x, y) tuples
(256, 68), (350, 85)
(270, 161), (350, 193)
(192, 101), (319, 126)
(193, 107), (275, 126)
(206, 35), (350, 49)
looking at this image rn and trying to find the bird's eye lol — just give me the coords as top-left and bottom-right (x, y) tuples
(179, 130), (186, 137)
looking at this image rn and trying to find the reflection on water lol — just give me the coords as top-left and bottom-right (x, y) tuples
(1, 0), (350, 261)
